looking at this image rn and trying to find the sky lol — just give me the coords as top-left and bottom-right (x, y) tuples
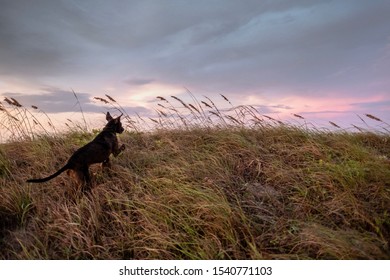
(1, 0), (390, 129)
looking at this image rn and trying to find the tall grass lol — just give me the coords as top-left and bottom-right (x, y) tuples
(0, 93), (389, 259)
(0, 98), (56, 141)
(2, 92), (389, 140)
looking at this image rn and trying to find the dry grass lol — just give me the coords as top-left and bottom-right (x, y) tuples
(0, 94), (389, 259)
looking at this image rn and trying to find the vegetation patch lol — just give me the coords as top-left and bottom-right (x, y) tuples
(0, 94), (389, 259)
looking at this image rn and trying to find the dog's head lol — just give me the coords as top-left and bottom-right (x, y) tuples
(105, 112), (125, 134)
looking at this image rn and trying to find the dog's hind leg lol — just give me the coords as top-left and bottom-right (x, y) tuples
(102, 158), (111, 169)
(101, 158), (115, 178)
(80, 166), (92, 193)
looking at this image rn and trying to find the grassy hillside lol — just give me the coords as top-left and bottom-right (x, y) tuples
(1, 94), (390, 259)
(1, 125), (389, 259)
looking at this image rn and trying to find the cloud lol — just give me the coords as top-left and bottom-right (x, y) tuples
(0, 0), (389, 124)
(1, 88), (150, 115)
(253, 104), (293, 114)
(350, 99), (390, 111)
(1, 89), (92, 113)
(124, 78), (155, 86)
(97, 0), (389, 102)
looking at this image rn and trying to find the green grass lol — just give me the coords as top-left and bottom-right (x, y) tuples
(0, 94), (389, 259)
(1, 127), (389, 259)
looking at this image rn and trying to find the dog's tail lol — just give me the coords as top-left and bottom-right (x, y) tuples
(26, 164), (70, 183)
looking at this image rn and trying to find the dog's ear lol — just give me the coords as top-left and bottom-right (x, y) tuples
(115, 114), (123, 123)
(106, 112), (113, 121)
(114, 113), (123, 123)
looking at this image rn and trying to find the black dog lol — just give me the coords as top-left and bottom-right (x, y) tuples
(27, 112), (125, 190)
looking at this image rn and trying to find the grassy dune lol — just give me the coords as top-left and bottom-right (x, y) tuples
(0, 95), (389, 259)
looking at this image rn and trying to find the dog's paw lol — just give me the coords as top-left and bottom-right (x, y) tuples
(120, 144), (125, 151)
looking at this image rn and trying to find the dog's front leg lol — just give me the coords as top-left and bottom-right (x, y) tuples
(113, 143), (125, 157)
